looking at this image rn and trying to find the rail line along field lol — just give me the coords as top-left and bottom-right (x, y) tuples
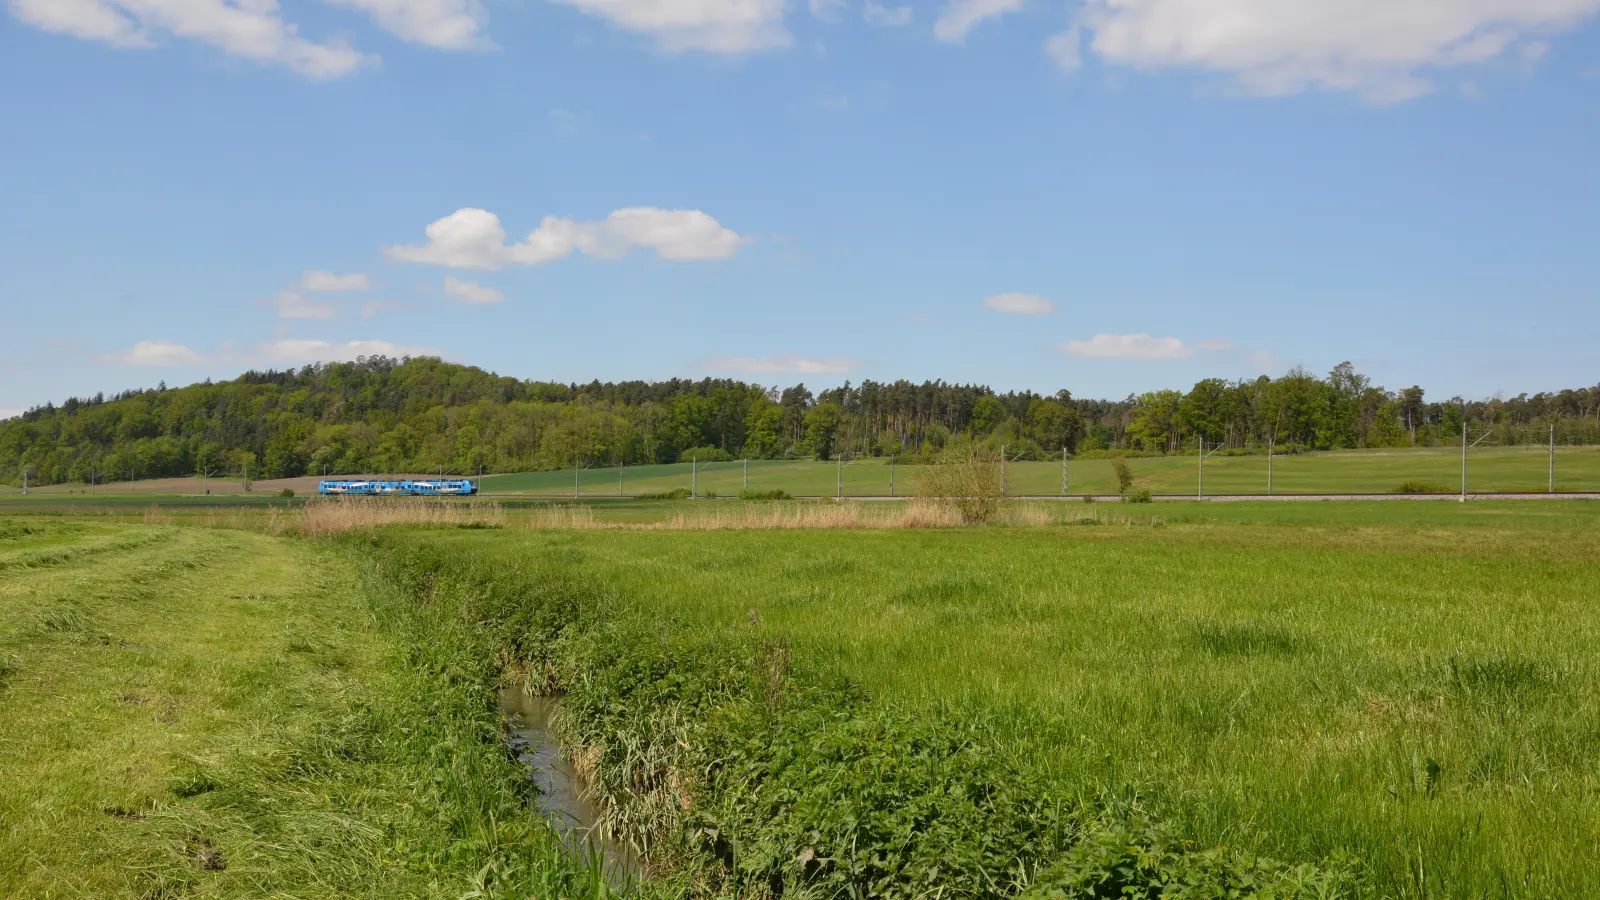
(3, 499), (1599, 897)
(474, 446), (1600, 498)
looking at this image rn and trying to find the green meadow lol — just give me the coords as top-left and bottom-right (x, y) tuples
(0, 519), (609, 898)
(479, 445), (1600, 497)
(5, 499), (1600, 897)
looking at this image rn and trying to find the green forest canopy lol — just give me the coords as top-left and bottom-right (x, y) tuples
(3, 356), (1598, 485)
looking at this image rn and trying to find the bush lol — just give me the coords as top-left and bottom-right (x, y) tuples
(918, 447), (1003, 524)
(738, 489), (793, 501)
(279, 488), (295, 498)
(1394, 480), (1453, 494)
(636, 488), (691, 500)
(1123, 488), (1153, 504)
(678, 446), (733, 463)
(1111, 458), (1136, 494)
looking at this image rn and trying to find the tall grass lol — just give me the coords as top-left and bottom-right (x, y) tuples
(293, 497), (509, 534)
(355, 532), (1364, 898)
(354, 513), (1600, 899)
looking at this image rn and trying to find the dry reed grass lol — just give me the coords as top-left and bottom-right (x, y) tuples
(292, 497), (509, 536)
(155, 497), (1155, 536)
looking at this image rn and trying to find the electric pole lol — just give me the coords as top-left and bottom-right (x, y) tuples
(1000, 445), (1006, 497)
(1267, 427), (1275, 497)
(1061, 447), (1068, 496)
(1549, 423), (1555, 494)
(836, 455), (842, 500)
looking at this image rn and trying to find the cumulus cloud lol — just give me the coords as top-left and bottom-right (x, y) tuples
(1076, 0), (1600, 101)
(702, 354), (856, 374)
(107, 340), (206, 366)
(863, 2), (912, 26)
(323, 0), (491, 50)
(1060, 333), (1193, 359)
(385, 207), (746, 271)
(442, 275), (504, 304)
(255, 338), (437, 364)
(808, 0), (845, 21)
(6, 0), (374, 78)
(545, 0), (790, 53)
(266, 290), (337, 320)
(300, 270), (372, 292)
(933, 0), (1023, 43)
(1046, 26), (1081, 70)
(982, 292), (1054, 315)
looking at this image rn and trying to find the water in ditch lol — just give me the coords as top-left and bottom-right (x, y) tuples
(497, 685), (643, 891)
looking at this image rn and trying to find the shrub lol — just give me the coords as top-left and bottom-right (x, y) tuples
(918, 446), (1003, 524)
(1123, 488), (1153, 504)
(636, 488), (691, 500)
(678, 446), (733, 463)
(738, 489), (793, 501)
(1394, 480), (1453, 494)
(279, 488), (295, 498)
(1111, 458), (1136, 494)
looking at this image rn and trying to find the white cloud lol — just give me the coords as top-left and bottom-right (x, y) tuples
(933, 0), (1023, 43)
(1046, 26), (1081, 70)
(1060, 333), (1193, 359)
(323, 0), (491, 50)
(108, 340), (206, 366)
(442, 275), (504, 304)
(385, 207), (746, 271)
(863, 1), (911, 26)
(300, 270), (372, 292)
(702, 354), (856, 374)
(1077, 0), (1600, 101)
(268, 290), (338, 320)
(544, 0), (790, 53)
(1197, 338), (1234, 351)
(982, 292), (1054, 315)
(256, 338), (437, 364)
(0, 408), (23, 422)
(809, 0), (845, 21)
(6, 0), (374, 78)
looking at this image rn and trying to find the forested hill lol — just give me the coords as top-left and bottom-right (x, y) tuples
(3, 355), (1598, 486)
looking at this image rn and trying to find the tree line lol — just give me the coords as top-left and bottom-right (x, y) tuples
(3, 356), (1598, 486)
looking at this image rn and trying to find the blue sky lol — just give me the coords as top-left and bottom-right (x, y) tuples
(3, 0), (1598, 418)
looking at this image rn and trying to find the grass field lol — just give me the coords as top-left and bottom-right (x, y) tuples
(8, 500), (1600, 896)
(0, 519), (609, 898)
(478, 446), (1600, 497)
(361, 500), (1600, 898)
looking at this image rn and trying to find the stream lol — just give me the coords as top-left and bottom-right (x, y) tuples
(497, 685), (643, 891)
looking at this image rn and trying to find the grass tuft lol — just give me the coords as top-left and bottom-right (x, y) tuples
(1191, 620), (1302, 657)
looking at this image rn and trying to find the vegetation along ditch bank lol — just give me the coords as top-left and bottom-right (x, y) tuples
(355, 529), (1361, 898)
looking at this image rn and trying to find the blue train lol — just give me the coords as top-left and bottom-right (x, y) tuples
(317, 479), (478, 496)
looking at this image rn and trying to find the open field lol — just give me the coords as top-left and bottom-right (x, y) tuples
(479, 446), (1600, 497)
(0, 519), (610, 898)
(359, 501), (1600, 897)
(8, 500), (1600, 896)
(6, 447), (1597, 502)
